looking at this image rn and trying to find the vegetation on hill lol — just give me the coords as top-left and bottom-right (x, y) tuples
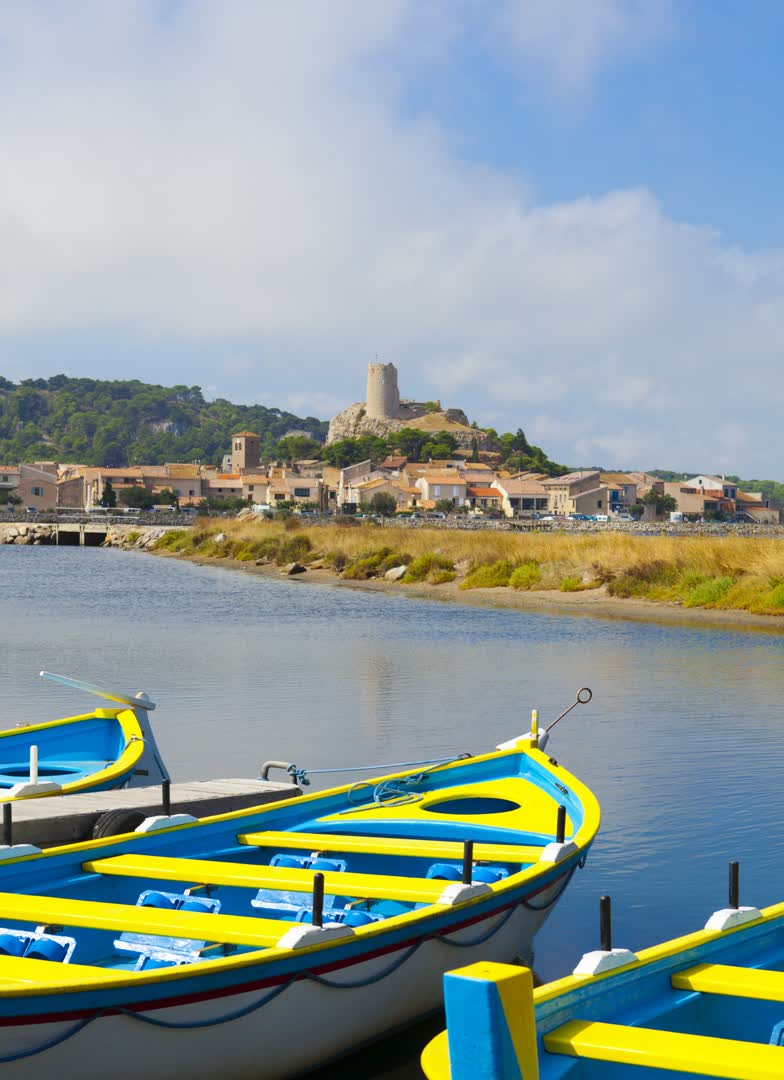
(155, 520), (784, 617)
(0, 375), (328, 467)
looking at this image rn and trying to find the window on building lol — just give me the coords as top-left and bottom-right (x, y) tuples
(597, 500), (602, 508)
(32, 486), (44, 496)
(189, 489), (195, 497)
(434, 486), (441, 497)
(293, 488), (310, 498)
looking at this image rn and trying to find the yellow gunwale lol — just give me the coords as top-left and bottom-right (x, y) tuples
(0, 744), (600, 991)
(0, 708), (145, 801)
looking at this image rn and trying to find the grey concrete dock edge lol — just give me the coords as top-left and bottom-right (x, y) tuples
(4, 778), (301, 848)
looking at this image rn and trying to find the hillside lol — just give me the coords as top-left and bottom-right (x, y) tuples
(0, 375), (328, 468)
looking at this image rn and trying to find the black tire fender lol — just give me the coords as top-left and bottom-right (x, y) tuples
(91, 808), (146, 840)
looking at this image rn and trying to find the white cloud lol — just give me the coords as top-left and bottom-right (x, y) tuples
(0, 3), (782, 476)
(491, 0), (672, 99)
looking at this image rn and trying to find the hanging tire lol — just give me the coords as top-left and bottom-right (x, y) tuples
(91, 808), (146, 839)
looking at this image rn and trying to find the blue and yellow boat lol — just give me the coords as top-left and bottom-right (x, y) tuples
(0, 707), (597, 1078)
(422, 868), (784, 1079)
(0, 672), (168, 803)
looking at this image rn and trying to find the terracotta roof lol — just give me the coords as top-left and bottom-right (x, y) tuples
(543, 470), (600, 487)
(467, 486), (500, 497)
(381, 455), (407, 468)
(493, 478), (547, 495)
(232, 430), (259, 438)
(165, 464), (202, 480)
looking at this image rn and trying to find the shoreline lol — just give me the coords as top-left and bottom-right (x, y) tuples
(152, 549), (784, 635)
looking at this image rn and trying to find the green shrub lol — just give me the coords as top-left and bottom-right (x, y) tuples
(125, 530), (141, 544)
(343, 546), (396, 580)
(461, 560), (515, 589)
(275, 534), (313, 565)
(766, 583), (784, 609)
(403, 552), (455, 583)
(608, 559), (680, 598)
(684, 575), (734, 608)
(509, 562), (542, 590)
(559, 575), (583, 592)
(429, 569), (456, 584)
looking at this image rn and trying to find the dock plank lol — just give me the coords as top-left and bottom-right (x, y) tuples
(2, 779), (300, 848)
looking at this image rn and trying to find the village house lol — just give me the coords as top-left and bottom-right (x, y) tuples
(491, 476), (549, 518)
(0, 466), (20, 502)
(599, 473), (639, 511)
(465, 485), (502, 511)
(18, 463), (58, 510)
(414, 471), (468, 507)
(542, 470), (613, 517)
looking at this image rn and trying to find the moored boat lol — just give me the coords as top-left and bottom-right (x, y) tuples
(0, 695), (597, 1078)
(0, 672), (168, 804)
(422, 865), (784, 1079)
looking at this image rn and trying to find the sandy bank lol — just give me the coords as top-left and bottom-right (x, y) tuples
(153, 550), (784, 635)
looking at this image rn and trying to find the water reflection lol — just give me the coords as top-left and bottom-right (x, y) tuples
(3, 545), (784, 1074)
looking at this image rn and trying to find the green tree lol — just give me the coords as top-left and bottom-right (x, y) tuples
(642, 490), (678, 516)
(118, 486), (155, 510)
(369, 491), (398, 516)
(469, 437), (480, 463)
(156, 487), (179, 507)
(276, 435), (323, 462)
(435, 498), (457, 515)
(99, 480), (117, 508)
(0, 490), (21, 506)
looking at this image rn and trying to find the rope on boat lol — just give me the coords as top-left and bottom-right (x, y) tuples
(285, 754), (470, 788)
(0, 874), (576, 1060)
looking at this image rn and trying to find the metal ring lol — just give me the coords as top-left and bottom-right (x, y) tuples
(577, 687), (592, 704)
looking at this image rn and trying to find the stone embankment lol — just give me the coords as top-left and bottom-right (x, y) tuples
(0, 523), (186, 547)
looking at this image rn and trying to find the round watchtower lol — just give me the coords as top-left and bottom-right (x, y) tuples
(366, 362), (400, 420)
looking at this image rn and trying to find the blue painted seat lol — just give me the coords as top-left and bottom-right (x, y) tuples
(425, 862), (508, 884)
(0, 928), (76, 963)
(114, 890), (221, 971)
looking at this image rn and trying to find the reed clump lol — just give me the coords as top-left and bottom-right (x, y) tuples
(153, 521), (784, 617)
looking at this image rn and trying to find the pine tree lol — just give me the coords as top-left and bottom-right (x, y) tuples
(99, 480), (117, 508)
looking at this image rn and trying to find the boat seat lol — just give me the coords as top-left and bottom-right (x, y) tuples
(0, 928), (75, 964)
(115, 890), (222, 970)
(0, 891), (292, 949)
(238, 830), (541, 865)
(426, 863), (508, 884)
(270, 854), (348, 874)
(84, 854), (468, 905)
(543, 1019), (784, 1077)
(672, 963), (784, 1003)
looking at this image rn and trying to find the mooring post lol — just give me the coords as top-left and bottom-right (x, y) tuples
(312, 872), (325, 928)
(600, 895), (612, 953)
(442, 962), (540, 1079)
(556, 805), (566, 844)
(729, 861), (739, 910)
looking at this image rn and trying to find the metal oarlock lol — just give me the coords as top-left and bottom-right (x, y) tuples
(2, 804), (11, 847)
(556, 804), (566, 845)
(462, 841), (474, 885)
(544, 687), (593, 735)
(729, 861), (740, 910)
(162, 778), (171, 816)
(600, 895), (612, 953)
(312, 872), (325, 928)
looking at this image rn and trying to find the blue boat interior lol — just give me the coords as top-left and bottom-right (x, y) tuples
(535, 913), (784, 1077)
(0, 715), (129, 788)
(0, 749), (588, 978)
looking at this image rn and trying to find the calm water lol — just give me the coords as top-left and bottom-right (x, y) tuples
(3, 546), (784, 1075)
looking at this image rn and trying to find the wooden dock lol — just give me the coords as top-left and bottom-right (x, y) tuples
(3, 778), (300, 849)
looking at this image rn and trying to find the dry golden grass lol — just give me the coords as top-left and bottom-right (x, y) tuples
(155, 520), (784, 615)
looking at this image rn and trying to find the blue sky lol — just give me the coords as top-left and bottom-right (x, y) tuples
(1, 1), (783, 475)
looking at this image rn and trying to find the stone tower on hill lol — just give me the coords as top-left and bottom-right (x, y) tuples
(366, 362), (400, 420)
(231, 430), (260, 473)
(326, 362), (490, 451)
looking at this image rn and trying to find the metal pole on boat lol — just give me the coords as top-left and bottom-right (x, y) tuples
(162, 778), (171, 816)
(556, 805), (566, 844)
(2, 804), (11, 847)
(462, 841), (474, 884)
(729, 861), (740, 910)
(29, 745), (38, 786)
(544, 687), (592, 735)
(600, 895), (612, 952)
(312, 872), (325, 928)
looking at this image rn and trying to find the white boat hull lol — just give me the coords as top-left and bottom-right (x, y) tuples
(0, 887), (561, 1079)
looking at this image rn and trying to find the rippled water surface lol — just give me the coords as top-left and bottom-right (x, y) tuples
(3, 546), (784, 1075)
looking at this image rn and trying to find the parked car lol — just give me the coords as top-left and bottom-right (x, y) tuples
(569, 513), (591, 521)
(593, 514), (609, 522)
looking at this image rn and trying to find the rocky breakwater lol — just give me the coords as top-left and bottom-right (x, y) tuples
(102, 525), (190, 550)
(0, 523), (56, 545)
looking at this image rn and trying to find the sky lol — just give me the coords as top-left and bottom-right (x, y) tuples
(1, 0), (783, 476)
